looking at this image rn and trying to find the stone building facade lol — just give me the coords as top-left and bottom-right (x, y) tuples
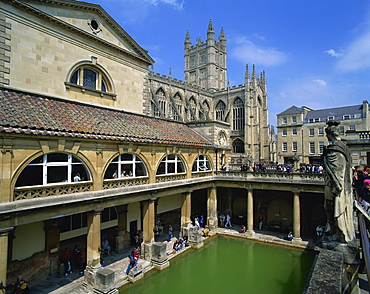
(276, 101), (370, 166)
(0, 0), (322, 290)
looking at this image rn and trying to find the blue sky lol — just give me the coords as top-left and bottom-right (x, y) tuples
(89, 0), (370, 126)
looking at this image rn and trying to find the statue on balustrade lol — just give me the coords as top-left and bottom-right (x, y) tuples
(322, 120), (355, 243)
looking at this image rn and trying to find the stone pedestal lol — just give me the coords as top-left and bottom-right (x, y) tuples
(188, 226), (204, 249)
(246, 230), (255, 237)
(128, 264), (144, 283)
(207, 217), (218, 230)
(151, 242), (170, 270)
(141, 242), (152, 261)
(84, 267), (118, 294)
(115, 231), (130, 251)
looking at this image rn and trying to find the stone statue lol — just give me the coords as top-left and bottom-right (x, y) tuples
(322, 120), (354, 243)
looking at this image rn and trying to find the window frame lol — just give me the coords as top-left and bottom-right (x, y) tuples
(192, 155), (212, 172)
(156, 154), (186, 175)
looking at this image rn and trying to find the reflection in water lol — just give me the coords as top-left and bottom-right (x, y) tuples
(120, 236), (315, 294)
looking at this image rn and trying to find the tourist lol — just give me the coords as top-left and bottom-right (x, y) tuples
(219, 213), (225, 227)
(168, 224), (173, 242)
(239, 225), (246, 233)
(125, 251), (137, 275)
(73, 173), (81, 182)
(112, 169), (118, 178)
(199, 215), (205, 228)
(258, 215), (264, 230)
(73, 245), (81, 271)
(154, 224), (160, 241)
(202, 227), (210, 237)
(61, 247), (72, 275)
(287, 232), (293, 241)
(14, 275), (29, 294)
(316, 225), (323, 240)
(133, 246), (140, 261)
(78, 248), (87, 274)
(101, 238), (111, 255)
(225, 213), (232, 227)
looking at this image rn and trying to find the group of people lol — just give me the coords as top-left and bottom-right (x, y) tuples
(112, 169), (133, 178)
(299, 164), (324, 173)
(353, 165), (370, 214)
(238, 162), (326, 174)
(218, 212), (232, 228)
(61, 245), (87, 276)
(125, 246), (141, 275)
(172, 237), (187, 253)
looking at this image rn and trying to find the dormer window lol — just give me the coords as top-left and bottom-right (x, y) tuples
(327, 116), (335, 121)
(70, 68), (108, 92)
(343, 115), (350, 120)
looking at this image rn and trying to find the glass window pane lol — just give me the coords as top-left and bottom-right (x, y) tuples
(48, 153), (68, 162)
(29, 156), (43, 165)
(121, 154), (133, 161)
(136, 163), (146, 176)
(177, 162), (185, 173)
(72, 214), (81, 230)
(72, 165), (88, 181)
(101, 79), (107, 92)
(82, 212), (87, 228)
(167, 154), (175, 160)
(105, 164), (118, 179)
(102, 208), (109, 223)
(168, 163), (175, 173)
(83, 69), (96, 89)
(157, 162), (165, 175)
(70, 71), (78, 84)
(60, 216), (71, 233)
(15, 165), (43, 187)
(47, 166), (68, 184)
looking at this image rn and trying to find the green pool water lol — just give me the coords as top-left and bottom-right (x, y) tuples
(120, 236), (315, 294)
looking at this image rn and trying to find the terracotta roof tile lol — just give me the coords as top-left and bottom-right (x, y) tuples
(0, 89), (214, 148)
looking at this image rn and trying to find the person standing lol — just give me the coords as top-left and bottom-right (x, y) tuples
(225, 213), (232, 227)
(168, 224), (173, 242)
(316, 225), (323, 241)
(61, 247), (72, 275)
(219, 213), (225, 227)
(258, 215), (264, 231)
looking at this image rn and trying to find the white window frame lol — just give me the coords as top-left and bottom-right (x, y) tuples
(282, 129), (287, 136)
(192, 155), (212, 172)
(282, 117), (287, 125)
(309, 142), (315, 154)
(282, 142), (288, 152)
(309, 129), (314, 137)
(157, 154), (186, 175)
(292, 142), (298, 152)
(292, 116), (297, 124)
(318, 128), (324, 136)
(292, 128), (297, 136)
(110, 153), (147, 178)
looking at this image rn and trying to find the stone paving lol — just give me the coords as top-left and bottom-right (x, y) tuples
(28, 227), (315, 294)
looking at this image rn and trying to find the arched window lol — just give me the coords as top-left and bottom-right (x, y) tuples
(15, 153), (90, 187)
(104, 153), (147, 179)
(216, 100), (226, 121)
(157, 154), (185, 175)
(171, 93), (183, 121)
(70, 67), (110, 92)
(233, 98), (245, 130)
(155, 89), (166, 117)
(233, 139), (245, 153)
(192, 155), (212, 172)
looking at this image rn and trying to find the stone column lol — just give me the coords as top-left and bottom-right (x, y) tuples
(116, 204), (129, 251)
(181, 191), (192, 228)
(86, 209), (103, 269)
(207, 186), (218, 229)
(246, 188), (255, 236)
(292, 191), (302, 244)
(0, 138), (13, 203)
(44, 220), (61, 274)
(142, 199), (155, 243)
(0, 227), (12, 286)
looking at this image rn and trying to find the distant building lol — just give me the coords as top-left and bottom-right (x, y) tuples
(276, 101), (370, 166)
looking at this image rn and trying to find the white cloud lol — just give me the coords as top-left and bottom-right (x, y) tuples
(231, 37), (288, 67)
(324, 49), (343, 57)
(312, 79), (327, 87)
(337, 33), (370, 71)
(144, 0), (184, 9)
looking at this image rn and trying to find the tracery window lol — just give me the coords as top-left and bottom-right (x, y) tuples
(104, 153), (147, 179)
(155, 89), (166, 117)
(233, 139), (245, 153)
(157, 154), (185, 175)
(192, 155), (212, 172)
(189, 97), (197, 121)
(233, 98), (245, 130)
(172, 93), (183, 121)
(15, 153), (90, 188)
(215, 100), (226, 121)
(202, 101), (210, 119)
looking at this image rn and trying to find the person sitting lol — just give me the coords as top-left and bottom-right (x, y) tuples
(202, 227), (210, 237)
(239, 225), (246, 233)
(14, 275), (29, 294)
(286, 232), (293, 241)
(101, 238), (111, 255)
(173, 240), (182, 253)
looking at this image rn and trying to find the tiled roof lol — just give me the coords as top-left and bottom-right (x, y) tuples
(305, 105), (362, 121)
(277, 106), (302, 115)
(0, 89), (214, 147)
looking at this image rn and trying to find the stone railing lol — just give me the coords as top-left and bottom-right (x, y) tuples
(191, 171), (213, 178)
(155, 174), (187, 183)
(103, 177), (149, 190)
(14, 182), (93, 201)
(214, 171), (324, 182)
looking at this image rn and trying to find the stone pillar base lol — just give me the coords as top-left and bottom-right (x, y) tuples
(128, 264), (144, 283)
(141, 242), (153, 261)
(207, 217), (218, 230)
(152, 259), (170, 270)
(191, 242), (204, 249)
(292, 237), (302, 245)
(246, 230), (255, 237)
(83, 267), (117, 294)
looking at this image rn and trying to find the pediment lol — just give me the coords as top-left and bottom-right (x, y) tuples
(14, 0), (153, 64)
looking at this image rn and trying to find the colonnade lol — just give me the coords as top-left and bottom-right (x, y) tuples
(0, 187), (304, 284)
